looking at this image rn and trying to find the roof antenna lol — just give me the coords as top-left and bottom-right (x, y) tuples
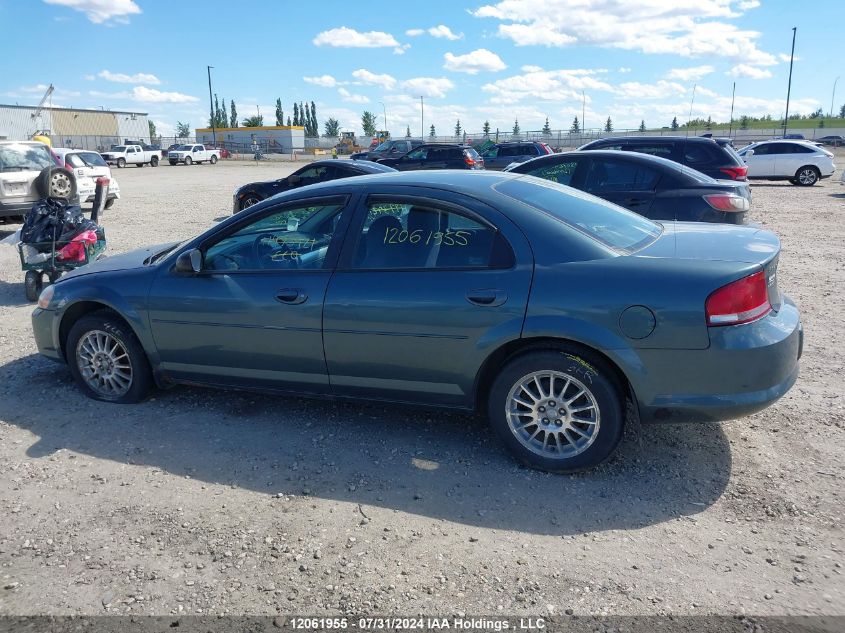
(686, 83), (697, 137)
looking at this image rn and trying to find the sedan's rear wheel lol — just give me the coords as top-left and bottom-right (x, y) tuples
(239, 194), (262, 211)
(488, 349), (624, 473)
(67, 313), (152, 403)
(795, 166), (820, 186)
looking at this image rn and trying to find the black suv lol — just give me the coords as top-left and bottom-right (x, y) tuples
(480, 141), (553, 170)
(578, 136), (747, 181)
(377, 144), (484, 170)
(350, 139), (425, 162)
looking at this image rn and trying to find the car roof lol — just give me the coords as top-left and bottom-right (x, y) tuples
(307, 159), (396, 173)
(587, 135), (720, 144)
(521, 149), (713, 181)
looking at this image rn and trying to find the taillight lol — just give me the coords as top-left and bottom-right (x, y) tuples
(705, 270), (771, 326)
(703, 193), (749, 212)
(719, 165), (748, 180)
(464, 152), (476, 167)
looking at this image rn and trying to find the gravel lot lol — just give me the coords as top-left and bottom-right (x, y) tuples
(0, 158), (842, 617)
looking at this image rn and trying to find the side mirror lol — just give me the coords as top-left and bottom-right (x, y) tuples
(175, 248), (202, 274)
(390, 147), (399, 153)
(288, 174), (301, 185)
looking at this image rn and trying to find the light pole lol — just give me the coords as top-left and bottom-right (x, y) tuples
(831, 76), (840, 118)
(419, 96), (424, 140)
(378, 101), (388, 136)
(206, 65), (216, 146)
(783, 27), (797, 135)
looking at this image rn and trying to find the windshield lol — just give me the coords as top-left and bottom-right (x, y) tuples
(111, 146), (126, 152)
(372, 141), (393, 152)
(0, 143), (53, 172)
(495, 177), (662, 252)
(176, 145), (192, 151)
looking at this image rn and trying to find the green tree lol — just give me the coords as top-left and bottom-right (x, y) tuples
(739, 115), (749, 130)
(243, 114), (264, 127)
(310, 102), (318, 136)
(230, 101), (238, 127)
(275, 98), (284, 126)
(570, 116), (580, 133)
(638, 120), (646, 132)
(287, 116), (291, 126)
(405, 125), (411, 138)
(175, 121), (190, 139)
(361, 111), (377, 136)
(454, 119), (462, 137)
(819, 119), (825, 128)
(541, 117), (551, 135)
(604, 116), (613, 132)
(671, 116), (679, 130)
(429, 124), (436, 138)
(293, 103), (300, 126)
(148, 120), (156, 139)
(809, 108), (823, 119)
(839, 104), (845, 118)
(300, 102), (307, 130)
(512, 118), (520, 135)
(483, 120), (490, 137)
(324, 118), (340, 137)
(705, 116), (713, 130)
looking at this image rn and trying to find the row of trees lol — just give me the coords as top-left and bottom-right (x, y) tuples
(208, 94), (238, 129)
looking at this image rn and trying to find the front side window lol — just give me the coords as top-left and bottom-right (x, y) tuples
(524, 160), (580, 186)
(584, 158), (660, 192)
(405, 147), (428, 160)
(293, 165), (333, 185)
(350, 199), (512, 270)
(203, 202), (345, 272)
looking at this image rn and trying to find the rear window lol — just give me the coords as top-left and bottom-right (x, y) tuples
(0, 143), (53, 172)
(79, 152), (107, 167)
(495, 177), (662, 252)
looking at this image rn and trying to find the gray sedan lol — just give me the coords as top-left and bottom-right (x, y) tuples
(31, 171), (802, 473)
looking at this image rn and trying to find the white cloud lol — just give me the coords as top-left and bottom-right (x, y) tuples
(428, 25), (463, 40)
(617, 67), (632, 73)
(83, 74), (95, 81)
(98, 69), (161, 85)
(351, 69), (397, 90)
(778, 53), (798, 63)
(43, 0), (141, 24)
(400, 77), (456, 99)
(304, 75), (338, 87)
(482, 68), (613, 105)
(393, 44), (411, 55)
(313, 27), (400, 48)
(443, 49), (507, 74)
(727, 64), (773, 79)
(615, 80), (688, 100)
(667, 65), (715, 81)
(131, 86), (198, 104)
(473, 0), (777, 66)
(738, 0), (760, 8)
(521, 65), (543, 73)
(338, 88), (370, 104)
(405, 28), (425, 37)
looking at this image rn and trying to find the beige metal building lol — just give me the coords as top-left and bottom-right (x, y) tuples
(0, 103), (150, 150)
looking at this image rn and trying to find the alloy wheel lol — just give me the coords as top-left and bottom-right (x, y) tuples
(76, 330), (133, 398)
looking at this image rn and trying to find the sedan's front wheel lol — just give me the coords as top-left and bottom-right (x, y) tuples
(488, 349), (624, 473)
(67, 313), (153, 403)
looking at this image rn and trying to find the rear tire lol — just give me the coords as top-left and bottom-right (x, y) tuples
(487, 348), (624, 473)
(150, 155), (159, 167)
(169, 161), (177, 166)
(105, 198), (115, 209)
(210, 155), (218, 164)
(24, 270), (43, 302)
(794, 166), (820, 186)
(66, 313), (153, 404)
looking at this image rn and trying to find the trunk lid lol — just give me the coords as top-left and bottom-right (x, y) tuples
(637, 221), (781, 310)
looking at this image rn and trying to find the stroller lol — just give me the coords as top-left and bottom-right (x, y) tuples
(17, 179), (109, 301)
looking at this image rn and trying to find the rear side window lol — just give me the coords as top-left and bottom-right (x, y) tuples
(524, 160), (580, 186)
(351, 199), (513, 269)
(495, 178), (661, 252)
(499, 145), (520, 157)
(683, 142), (721, 166)
(625, 144), (674, 159)
(584, 157), (660, 192)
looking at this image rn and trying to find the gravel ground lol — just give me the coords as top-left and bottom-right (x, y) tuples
(0, 158), (842, 617)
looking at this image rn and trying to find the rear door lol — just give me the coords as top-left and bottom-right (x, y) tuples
(322, 188), (533, 407)
(421, 147), (452, 169)
(581, 155), (660, 218)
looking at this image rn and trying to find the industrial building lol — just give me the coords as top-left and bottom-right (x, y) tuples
(0, 103), (151, 150)
(195, 125), (305, 153)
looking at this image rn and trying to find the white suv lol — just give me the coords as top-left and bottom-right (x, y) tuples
(53, 148), (120, 209)
(738, 140), (835, 186)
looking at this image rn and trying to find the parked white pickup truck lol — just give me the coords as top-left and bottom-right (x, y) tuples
(100, 144), (161, 168)
(167, 144), (220, 166)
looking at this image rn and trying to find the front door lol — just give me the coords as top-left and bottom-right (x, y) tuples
(744, 144), (775, 177)
(322, 189), (533, 407)
(147, 196), (353, 393)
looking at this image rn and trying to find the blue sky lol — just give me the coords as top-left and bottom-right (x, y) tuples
(0, 0), (841, 137)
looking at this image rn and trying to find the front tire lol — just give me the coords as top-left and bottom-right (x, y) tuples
(795, 166), (820, 186)
(487, 348), (624, 473)
(169, 160), (177, 166)
(67, 313), (153, 403)
(24, 270), (43, 302)
(117, 158), (126, 168)
(184, 156), (192, 165)
(239, 194), (262, 211)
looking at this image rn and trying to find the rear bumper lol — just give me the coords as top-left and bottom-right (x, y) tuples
(634, 296), (802, 423)
(0, 198), (36, 217)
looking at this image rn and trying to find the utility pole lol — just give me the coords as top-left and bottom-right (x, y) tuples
(831, 76), (840, 118)
(419, 96), (424, 140)
(728, 82), (736, 138)
(581, 90), (586, 144)
(207, 65), (216, 146)
(379, 101), (388, 135)
(784, 27), (797, 136)
(687, 83), (697, 135)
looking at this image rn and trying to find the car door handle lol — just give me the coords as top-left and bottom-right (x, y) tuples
(275, 288), (307, 305)
(466, 289), (507, 307)
(625, 197), (645, 206)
